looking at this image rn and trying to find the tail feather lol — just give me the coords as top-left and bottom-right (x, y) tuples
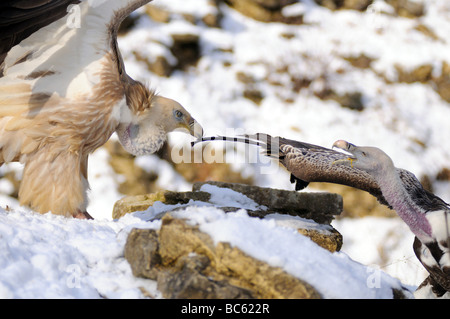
(191, 133), (289, 158)
(191, 134), (268, 148)
(192, 133), (309, 191)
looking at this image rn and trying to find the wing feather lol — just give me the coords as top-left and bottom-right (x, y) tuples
(0, 0), (81, 68)
(194, 133), (437, 208)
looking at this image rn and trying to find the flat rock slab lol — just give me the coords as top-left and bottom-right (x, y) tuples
(193, 181), (343, 224)
(113, 181), (342, 225)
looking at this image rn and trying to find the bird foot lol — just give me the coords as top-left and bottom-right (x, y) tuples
(74, 210), (94, 220)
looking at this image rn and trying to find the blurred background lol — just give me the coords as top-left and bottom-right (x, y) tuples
(0, 0), (449, 287)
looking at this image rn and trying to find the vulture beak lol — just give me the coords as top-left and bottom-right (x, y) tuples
(332, 140), (357, 166)
(188, 118), (204, 139)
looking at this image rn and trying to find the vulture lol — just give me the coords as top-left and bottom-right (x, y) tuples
(333, 140), (449, 298)
(193, 134), (450, 298)
(0, 0), (203, 219)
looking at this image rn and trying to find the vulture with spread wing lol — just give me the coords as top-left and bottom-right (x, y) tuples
(0, 0), (203, 218)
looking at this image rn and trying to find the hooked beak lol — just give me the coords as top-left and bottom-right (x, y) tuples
(188, 119), (204, 138)
(332, 140), (357, 166)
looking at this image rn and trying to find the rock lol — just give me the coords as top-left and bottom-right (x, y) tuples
(124, 228), (161, 280)
(132, 49), (174, 77)
(332, 92), (364, 112)
(129, 32), (201, 75)
(243, 88), (264, 105)
(297, 228), (342, 252)
(225, 0), (303, 24)
(145, 0), (222, 28)
(385, 0), (424, 18)
(202, 12), (222, 28)
(313, 0), (373, 11)
(125, 215), (322, 299)
(145, 5), (171, 23)
(394, 62), (450, 103)
(170, 33), (201, 71)
(125, 227), (253, 298)
(314, 0), (425, 17)
(113, 190), (211, 219)
(343, 54), (375, 69)
(396, 64), (433, 83)
(314, 88), (365, 112)
(193, 181), (343, 224)
(134, 3), (205, 75)
(252, 0), (297, 9)
(157, 254), (255, 299)
(145, 55), (174, 77)
(264, 213), (343, 252)
(236, 71), (265, 105)
(437, 168), (450, 182)
(414, 24), (440, 42)
(114, 180), (343, 221)
(114, 193), (162, 220)
(124, 210), (411, 299)
(115, 181), (343, 251)
(434, 61), (450, 103)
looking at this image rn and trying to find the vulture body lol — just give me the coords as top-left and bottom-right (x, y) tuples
(0, 0), (203, 218)
(193, 134), (430, 208)
(194, 134), (450, 298)
(333, 140), (449, 299)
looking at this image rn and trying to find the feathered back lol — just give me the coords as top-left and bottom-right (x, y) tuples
(192, 133), (443, 209)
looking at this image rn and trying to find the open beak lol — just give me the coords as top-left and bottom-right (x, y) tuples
(332, 140), (357, 166)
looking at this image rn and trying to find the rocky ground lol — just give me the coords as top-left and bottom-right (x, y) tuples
(121, 181), (410, 298)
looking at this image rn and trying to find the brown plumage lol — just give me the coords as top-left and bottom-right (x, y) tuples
(194, 134), (450, 298)
(193, 133), (419, 207)
(0, 0), (203, 218)
(332, 140), (449, 298)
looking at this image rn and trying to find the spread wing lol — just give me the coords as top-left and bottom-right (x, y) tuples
(0, 0), (152, 216)
(0, 0), (81, 69)
(0, 0), (151, 163)
(0, 0), (149, 95)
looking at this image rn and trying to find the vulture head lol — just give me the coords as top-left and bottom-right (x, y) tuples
(116, 83), (203, 156)
(332, 140), (395, 174)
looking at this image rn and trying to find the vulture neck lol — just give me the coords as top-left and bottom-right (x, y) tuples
(375, 165), (433, 243)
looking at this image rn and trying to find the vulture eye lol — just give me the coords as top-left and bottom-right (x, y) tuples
(174, 110), (184, 120)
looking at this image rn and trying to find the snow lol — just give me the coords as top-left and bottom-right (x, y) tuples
(198, 184), (267, 210)
(0, 208), (159, 298)
(1, 0), (450, 298)
(173, 207), (410, 299)
(0, 186), (413, 299)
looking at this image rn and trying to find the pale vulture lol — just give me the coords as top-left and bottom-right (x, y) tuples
(0, 0), (203, 219)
